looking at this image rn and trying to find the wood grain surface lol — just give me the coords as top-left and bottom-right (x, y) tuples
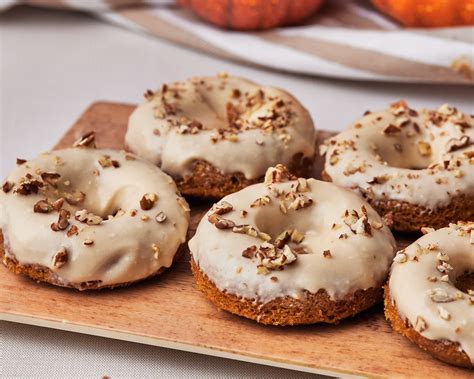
(0, 102), (471, 378)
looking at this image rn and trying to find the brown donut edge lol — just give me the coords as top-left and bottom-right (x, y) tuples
(383, 284), (473, 369)
(191, 257), (383, 326)
(321, 171), (474, 232)
(175, 153), (314, 199)
(1, 230), (183, 291)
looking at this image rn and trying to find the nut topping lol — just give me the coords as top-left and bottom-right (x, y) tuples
(67, 225), (79, 237)
(140, 193), (158, 210)
(417, 141), (432, 156)
(383, 124), (401, 134)
(214, 218), (236, 229)
(33, 199), (53, 213)
(414, 316), (428, 333)
(73, 131), (96, 148)
(2, 181), (13, 193)
(83, 239), (94, 246)
(446, 135), (470, 153)
(52, 198), (65, 211)
(98, 155), (120, 168)
(323, 250), (332, 258)
(155, 211), (167, 223)
(287, 193), (313, 211)
(75, 209), (103, 225)
(41, 172), (61, 186)
(51, 209), (70, 231)
(52, 247), (68, 268)
(14, 179), (43, 195)
(208, 201), (233, 223)
(263, 164), (295, 185)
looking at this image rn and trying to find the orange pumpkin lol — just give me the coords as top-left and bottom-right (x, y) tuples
(178, 0), (325, 30)
(372, 0), (474, 27)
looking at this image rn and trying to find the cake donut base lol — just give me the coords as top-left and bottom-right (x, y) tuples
(176, 154), (312, 199)
(2, 235), (184, 291)
(191, 259), (382, 326)
(322, 171), (474, 232)
(384, 286), (473, 369)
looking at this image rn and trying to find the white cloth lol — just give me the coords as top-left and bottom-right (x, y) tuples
(1, 0), (473, 84)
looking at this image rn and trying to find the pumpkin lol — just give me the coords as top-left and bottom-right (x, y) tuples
(177, 0), (325, 30)
(372, 0), (474, 27)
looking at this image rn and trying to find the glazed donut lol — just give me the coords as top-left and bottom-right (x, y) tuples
(322, 101), (474, 232)
(0, 133), (190, 290)
(189, 165), (396, 325)
(125, 73), (316, 199)
(385, 222), (474, 368)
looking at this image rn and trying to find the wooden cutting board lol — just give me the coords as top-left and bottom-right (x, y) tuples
(0, 102), (471, 378)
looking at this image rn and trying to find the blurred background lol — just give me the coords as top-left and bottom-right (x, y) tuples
(0, 0), (473, 377)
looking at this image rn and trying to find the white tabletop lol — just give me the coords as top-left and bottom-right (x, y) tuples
(1, 5), (473, 378)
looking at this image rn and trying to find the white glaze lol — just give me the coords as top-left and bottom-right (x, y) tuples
(0, 148), (190, 288)
(322, 102), (474, 209)
(189, 166), (396, 303)
(389, 222), (474, 364)
(126, 74), (316, 180)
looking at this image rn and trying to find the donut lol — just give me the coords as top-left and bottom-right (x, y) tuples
(321, 101), (474, 232)
(0, 133), (190, 290)
(125, 73), (316, 199)
(385, 222), (474, 368)
(189, 164), (396, 325)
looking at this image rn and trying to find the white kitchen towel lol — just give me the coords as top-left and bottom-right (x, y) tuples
(2, 0), (473, 84)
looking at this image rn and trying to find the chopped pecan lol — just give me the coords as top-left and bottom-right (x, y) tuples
(33, 199), (53, 213)
(73, 131), (96, 148)
(52, 247), (68, 268)
(51, 209), (70, 231)
(155, 211), (167, 223)
(14, 179), (43, 195)
(214, 218), (236, 229)
(446, 136), (471, 153)
(67, 225), (79, 237)
(140, 193), (158, 210)
(52, 198), (65, 211)
(417, 141), (432, 156)
(2, 181), (13, 193)
(41, 172), (61, 187)
(383, 124), (401, 134)
(75, 209), (103, 225)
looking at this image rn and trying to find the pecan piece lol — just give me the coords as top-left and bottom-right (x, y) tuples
(33, 199), (53, 213)
(155, 211), (167, 223)
(52, 247), (68, 268)
(41, 172), (61, 187)
(73, 131), (96, 148)
(14, 179), (43, 195)
(140, 193), (158, 210)
(51, 209), (70, 231)
(2, 181), (13, 193)
(446, 136), (471, 153)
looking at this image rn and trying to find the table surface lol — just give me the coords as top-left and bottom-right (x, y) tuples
(1, 5), (473, 379)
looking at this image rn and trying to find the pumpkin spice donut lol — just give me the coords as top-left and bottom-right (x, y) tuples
(322, 101), (474, 232)
(189, 165), (396, 325)
(0, 133), (190, 290)
(385, 222), (474, 368)
(125, 73), (316, 199)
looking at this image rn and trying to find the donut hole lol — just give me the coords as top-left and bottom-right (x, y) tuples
(253, 206), (311, 251)
(454, 271), (474, 294)
(375, 141), (434, 170)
